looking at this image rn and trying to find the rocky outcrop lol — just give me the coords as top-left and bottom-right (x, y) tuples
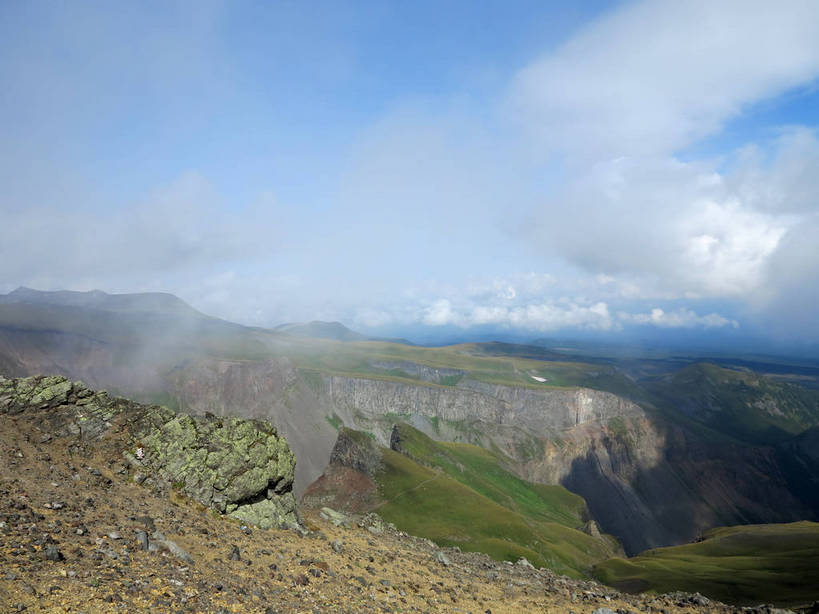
(328, 428), (384, 477)
(167, 358), (340, 496)
(0, 375), (299, 530)
(301, 428), (384, 513)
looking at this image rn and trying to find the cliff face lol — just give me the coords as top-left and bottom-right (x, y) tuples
(321, 375), (642, 432)
(521, 415), (812, 554)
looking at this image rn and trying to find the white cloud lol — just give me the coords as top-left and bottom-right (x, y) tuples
(510, 0), (819, 158)
(419, 298), (616, 331)
(510, 1), (819, 328)
(422, 299), (458, 326)
(620, 307), (739, 329)
(531, 155), (790, 299)
(3, 1), (819, 344)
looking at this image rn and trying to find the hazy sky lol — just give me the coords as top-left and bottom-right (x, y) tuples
(2, 0), (819, 347)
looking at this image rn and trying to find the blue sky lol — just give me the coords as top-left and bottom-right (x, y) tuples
(2, 0), (819, 350)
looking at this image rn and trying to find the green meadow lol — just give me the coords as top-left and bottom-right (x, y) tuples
(353, 424), (621, 578)
(593, 521), (819, 607)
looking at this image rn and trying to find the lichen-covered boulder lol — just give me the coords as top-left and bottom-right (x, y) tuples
(0, 375), (300, 530)
(135, 411), (297, 528)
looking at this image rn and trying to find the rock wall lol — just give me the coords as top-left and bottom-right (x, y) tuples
(322, 374), (642, 433)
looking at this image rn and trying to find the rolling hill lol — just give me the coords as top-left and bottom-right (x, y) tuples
(594, 521), (819, 607)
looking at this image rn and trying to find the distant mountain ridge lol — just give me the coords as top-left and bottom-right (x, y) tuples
(0, 286), (206, 317)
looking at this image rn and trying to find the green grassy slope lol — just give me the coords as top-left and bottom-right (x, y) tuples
(390, 422), (587, 528)
(593, 521), (819, 606)
(358, 424), (621, 578)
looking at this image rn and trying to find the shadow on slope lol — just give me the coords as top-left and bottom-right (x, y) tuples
(593, 521), (819, 607)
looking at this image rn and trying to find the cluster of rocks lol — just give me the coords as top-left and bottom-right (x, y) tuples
(0, 375), (300, 531)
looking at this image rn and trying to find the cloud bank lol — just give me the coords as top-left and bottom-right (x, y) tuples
(1, 0), (819, 346)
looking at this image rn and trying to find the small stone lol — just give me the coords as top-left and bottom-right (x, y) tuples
(135, 530), (149, 551)
(294, 574), (309, 586)
(136, 516), (155, 531)
(229, 545), (241, 561)
(43, 544), (63, 561)
(434, 551), (450, 567)
(319, 507), (351, 528)
(151, 531), (193, 564)
(515, 557), (535, 570)
(108, 531), (122, 540)
(293, 526), (309, 538)
(331, 540), (343, 553)
(592, 609), (616, 614)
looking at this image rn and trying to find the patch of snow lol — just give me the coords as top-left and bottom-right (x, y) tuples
(530, 375), (548, 383)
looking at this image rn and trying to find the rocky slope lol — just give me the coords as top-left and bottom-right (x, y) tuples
(1, 376), (757, 614)
(0, 375), (299, 530)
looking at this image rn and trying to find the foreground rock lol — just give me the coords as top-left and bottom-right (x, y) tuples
(0, 375), (299, 530)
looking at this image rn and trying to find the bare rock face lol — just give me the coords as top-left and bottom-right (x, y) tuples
(328, 428), (383, 477)
(0, 375), (299, 530)
(301, 428), (384, 513)
(321, 375), (643, 432)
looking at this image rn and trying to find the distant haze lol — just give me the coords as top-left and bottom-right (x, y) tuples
(2, 1), (819, 350)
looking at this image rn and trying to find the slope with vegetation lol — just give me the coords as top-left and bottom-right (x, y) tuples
(304, 424), (621, 578)
(594, 521), (819, 607)
(646, 362), (819, 444)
